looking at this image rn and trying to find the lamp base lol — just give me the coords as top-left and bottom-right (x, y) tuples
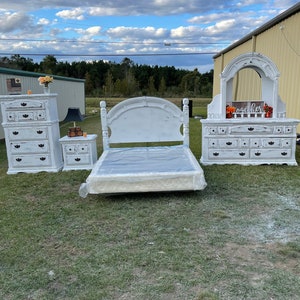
(68, 127), (83, 137)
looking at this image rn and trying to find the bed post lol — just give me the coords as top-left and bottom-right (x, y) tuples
(182, 98), (190, 147)
(100, 101), (109, 150)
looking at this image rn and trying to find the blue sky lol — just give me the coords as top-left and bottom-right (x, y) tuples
(0, 0), (298, 73)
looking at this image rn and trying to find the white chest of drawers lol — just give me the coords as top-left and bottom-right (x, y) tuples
(0, 94), (63, 174)
(59, 134), (98, 170)
(201, 119), (299, 165)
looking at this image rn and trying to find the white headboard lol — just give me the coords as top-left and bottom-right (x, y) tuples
(100, 96), (190, 150)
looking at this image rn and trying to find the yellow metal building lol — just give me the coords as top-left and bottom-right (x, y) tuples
(213, 2), (300, 121)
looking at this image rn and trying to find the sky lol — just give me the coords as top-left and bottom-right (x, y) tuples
(0, 0), (299, 73)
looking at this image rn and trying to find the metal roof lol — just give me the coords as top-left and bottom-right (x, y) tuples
(213, 2), (300, 59)
(0, 67), (85, 82)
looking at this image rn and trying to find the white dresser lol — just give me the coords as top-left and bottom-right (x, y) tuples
(201, 119), (299, 165)
(200, 52), (299, 166)
(59, 134), (98, 171)
(0, 94), (63, 174)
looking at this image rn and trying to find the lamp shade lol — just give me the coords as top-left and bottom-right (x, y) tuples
(63, 107), (84, 123)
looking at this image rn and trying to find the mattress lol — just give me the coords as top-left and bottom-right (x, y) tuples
(79, 145), (207, 196)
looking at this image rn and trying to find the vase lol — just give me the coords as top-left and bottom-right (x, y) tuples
(43, 86), (50, 94)
(226, 112), (232, 119)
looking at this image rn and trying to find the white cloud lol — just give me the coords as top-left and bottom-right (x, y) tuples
(56, 8), (85, 20)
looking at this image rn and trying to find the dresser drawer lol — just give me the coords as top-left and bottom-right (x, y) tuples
(6, 110), (47, 122)
(7, 127), (48, 140)
(10, 140), (49, 154)
(208, 149), (250, 159)
(11, 154), (52, 167)
(250, 149), (292, 159)
(230, 125), (273, 134)
(65, 154), (91, 165)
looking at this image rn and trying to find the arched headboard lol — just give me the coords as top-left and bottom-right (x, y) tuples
(100, 96), (190, 150)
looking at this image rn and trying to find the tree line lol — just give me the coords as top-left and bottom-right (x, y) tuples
(0, 54), (213, 98)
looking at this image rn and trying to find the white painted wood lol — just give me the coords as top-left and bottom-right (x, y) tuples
(59, 134), (98, 171)
(201, 53), (299, 165)
(0, 94), (63, 173)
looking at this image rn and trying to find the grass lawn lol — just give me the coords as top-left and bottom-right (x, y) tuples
(0, 98), (300, 300)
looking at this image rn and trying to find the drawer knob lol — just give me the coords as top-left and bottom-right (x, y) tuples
(13, 131), (19, 135)
(21, 102), (27, 106)
(75, 158), (81, 162)
(40, 157), (46, 161)
(14, 144), (20, 148)
(255, 152), (261, 156)
(226, 142), (232, 145)
(213, 152), (219, 156)
(268, 141), (274, 145)
(23, 114), (29, 118)
(37, 130), (43, 134)
(38, 144), (45, 148)
(281, 152), (288, 156)
(239, 152), (246, 156)
(16, 158), (22, 162)
(248, 127), (254, 131)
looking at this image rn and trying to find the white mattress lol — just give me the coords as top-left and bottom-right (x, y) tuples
(79, 146), (207, 196)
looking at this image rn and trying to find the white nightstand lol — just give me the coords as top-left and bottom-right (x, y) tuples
(59, 134), (98, 170)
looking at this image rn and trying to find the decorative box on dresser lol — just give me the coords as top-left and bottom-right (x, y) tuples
(200, 52), (299, 166)
(0, 94), (63, 174)
(59, 134), (98, 171)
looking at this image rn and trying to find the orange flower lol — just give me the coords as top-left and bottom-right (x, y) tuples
(226, 105), (236, 113)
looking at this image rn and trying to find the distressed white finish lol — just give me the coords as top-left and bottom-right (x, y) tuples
(59, 134), (98, 171)
(0, 94), (63, 174)
(201, 53), (299, 165)
(79, 96), (206, 197)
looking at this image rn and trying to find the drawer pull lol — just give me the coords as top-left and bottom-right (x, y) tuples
(268, 141), (274, 145)
(14, 144), (20, 148)
(281, 152), (288, 156)
(13, 131), (19, 135)
(248, 127), (254, 131)
(38, 144), (45, 148)
(75, 158), (81, 162)
(36, 130), (43, 134)
(254, 152), (261, 156)
(23, 114), (29, 118)
(226, 142), (232, 145)
(40, 157), (46, 161)
(213, 152), (219, 156)
(239, 152), (246, 156)
(21, 102), (27, 106)
(16, 158), (22, 162)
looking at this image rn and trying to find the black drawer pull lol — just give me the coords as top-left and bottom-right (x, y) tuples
(248, 127), (254, 131)
(16, 158), (22, 162)
(13, 131), (19, 135)
(268, 141), (274, 145)
(226, 142), (232, 145)
(23, 114), (29, 118)
(38, 144), (45, 148)
(281, 152), (288, 156)
(21, 102), (27, 106)
(213, 152), (219, 156)
(36, 130), (43, 134)
(75, 158), (81, 162)
(40, 157), (46, 161)
(255, 152), (261, 156)
(239, 152), (246, 156)
(14, 144), (20, 148)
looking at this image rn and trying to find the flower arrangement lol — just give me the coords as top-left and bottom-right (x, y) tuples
(263, 103), (273, 117)
(38, 76), (53, 87)
(226, 105), (236, 118)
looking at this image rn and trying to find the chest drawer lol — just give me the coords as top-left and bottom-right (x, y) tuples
(11, 154), (52, 167)
(10, 140), (49, 154)
(7, 127), (48, 140)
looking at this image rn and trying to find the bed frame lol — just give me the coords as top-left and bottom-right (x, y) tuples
(79, 96), (206, 197)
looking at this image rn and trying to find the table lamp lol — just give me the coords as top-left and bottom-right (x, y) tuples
(63, 107), (84, 137)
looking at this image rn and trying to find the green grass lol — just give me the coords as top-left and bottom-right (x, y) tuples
(0, 98), (300, 299)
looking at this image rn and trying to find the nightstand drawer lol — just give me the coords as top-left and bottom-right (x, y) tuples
(65, 154), (91, 165)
